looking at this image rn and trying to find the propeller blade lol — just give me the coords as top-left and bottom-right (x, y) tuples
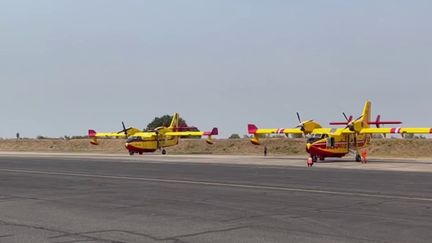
(122, 121), (128, 138)
(343, 112), (349, 121)
(296, 112), (301, 124)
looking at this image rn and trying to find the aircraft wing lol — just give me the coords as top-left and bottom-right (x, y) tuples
(164, 128), (219, 137)
(88, 130), (127, 138)
(131, 132), (157, 138)
(248, 124), (303, 135)
(165, 131), (205, 136)
(360, 127), (432, 134)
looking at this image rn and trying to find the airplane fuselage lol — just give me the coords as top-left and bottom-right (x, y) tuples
(306, 133), (371, 160)
(125, 134), (179, 154)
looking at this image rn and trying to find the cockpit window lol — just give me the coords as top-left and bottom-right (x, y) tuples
(126, 136), (143, 143)
(307, 134), (325, 143)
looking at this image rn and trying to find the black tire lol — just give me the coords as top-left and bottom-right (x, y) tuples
(139, 152), (143, 155)
(162, 149), (167, 155)
(355, 154), (362, 162)
(129, 151), (134, 156)
(312, 155), (318, 163)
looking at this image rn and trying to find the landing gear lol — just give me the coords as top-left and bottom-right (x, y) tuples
(355, 153), (362, 162)
(311, 155), (318, 163)
(319, 157), (325, 161)
(161, 149), (167, 155)
(129, 151), (135, 156)
(139, 152), (143, 155)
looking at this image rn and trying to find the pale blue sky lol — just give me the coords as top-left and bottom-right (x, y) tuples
(1, 0), (431, 138)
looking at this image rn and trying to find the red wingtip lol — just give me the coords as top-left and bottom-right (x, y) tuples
(248, 124), (258, 134)
(204, 128), (219, 136)
(211, 127), (218, 135)
(88, 129), (97, 138)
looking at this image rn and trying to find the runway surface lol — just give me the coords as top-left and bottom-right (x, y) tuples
(0, 154), (431, 242)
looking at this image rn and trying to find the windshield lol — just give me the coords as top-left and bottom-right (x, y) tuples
(126, 136), (144, 143)
(307, 134), (327, 144)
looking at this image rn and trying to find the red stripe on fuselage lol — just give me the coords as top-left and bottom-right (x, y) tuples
(125, 144), (157, 153)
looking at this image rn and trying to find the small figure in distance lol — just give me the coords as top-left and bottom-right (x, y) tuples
(361, 149), (368, 164)
(264, 146), (268, 157)
(16, 132), (20, 140)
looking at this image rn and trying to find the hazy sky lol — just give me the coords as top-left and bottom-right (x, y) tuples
(1, 0), (431, 138)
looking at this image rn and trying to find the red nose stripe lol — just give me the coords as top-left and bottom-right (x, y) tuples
(430, 128), (432, 133)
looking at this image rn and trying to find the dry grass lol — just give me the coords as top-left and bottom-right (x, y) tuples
(0, 138), (432, 158)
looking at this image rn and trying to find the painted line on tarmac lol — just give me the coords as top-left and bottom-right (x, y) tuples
(1, 168), (431, 203)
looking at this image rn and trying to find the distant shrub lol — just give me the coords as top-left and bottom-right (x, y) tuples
(229, 134), (241, 139)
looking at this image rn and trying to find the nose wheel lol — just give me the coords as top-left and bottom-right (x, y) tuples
(161, 149), (167, 155)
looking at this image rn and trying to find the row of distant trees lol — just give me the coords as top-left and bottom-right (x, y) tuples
(12, 114), (431, 140)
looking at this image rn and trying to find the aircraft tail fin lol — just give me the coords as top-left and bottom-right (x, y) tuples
(360, 101), (372, 128)
(169, 113), (180, 129)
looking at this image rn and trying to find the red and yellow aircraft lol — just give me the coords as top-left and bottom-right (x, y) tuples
(248, 101), (432, 164)
(89, 113), (218, 155)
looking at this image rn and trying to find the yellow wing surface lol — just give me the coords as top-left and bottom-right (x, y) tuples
(360, 127), (432, 134)
(90, 132), (127, 138)
(165, 131), (206, 136)
(165, 128), (219, 137)
(247, 124), (303, 135)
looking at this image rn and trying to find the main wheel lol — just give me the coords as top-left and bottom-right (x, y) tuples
(129, 151), (135, 156)
(312, 155), (318, 163)
(355, 153), (362, 162)
(162, 149), (167, 155)
(139, 152), (143, 155)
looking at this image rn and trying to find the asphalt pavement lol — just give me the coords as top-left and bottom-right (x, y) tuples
(0, 154), (431, 242)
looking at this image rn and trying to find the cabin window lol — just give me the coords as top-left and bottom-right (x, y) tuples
(326, 137), (335, 148)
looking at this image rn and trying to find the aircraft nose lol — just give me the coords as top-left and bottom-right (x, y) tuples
(306, 143), (312, 150)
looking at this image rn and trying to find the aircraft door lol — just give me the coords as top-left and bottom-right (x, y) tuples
(326, 136), (335, 148)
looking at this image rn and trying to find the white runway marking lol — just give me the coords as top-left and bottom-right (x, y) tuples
(1, 168), (431, 203)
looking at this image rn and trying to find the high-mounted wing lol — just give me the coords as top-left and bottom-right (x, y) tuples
(88, 130), (127, 138)
(360, 127), (432, 135)
(165, 128), (219, 137)
(247, 124), (303, 135)
(88, 127), (142, 145)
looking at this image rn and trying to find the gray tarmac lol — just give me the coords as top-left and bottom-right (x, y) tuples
(0, 154), (431, 242)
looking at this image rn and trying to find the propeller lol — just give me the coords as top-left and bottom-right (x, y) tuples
(345, 115), (363, 131)
(295, 112), (306, 132)
(122, 121), (129, 138)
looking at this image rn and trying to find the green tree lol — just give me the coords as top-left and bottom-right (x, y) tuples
(229, 134), (241, 139)
(146, 115), (188, 131)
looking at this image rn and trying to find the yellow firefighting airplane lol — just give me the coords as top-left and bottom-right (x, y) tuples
(89, 113), (218, 155)
(248, 101), (432, 164)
